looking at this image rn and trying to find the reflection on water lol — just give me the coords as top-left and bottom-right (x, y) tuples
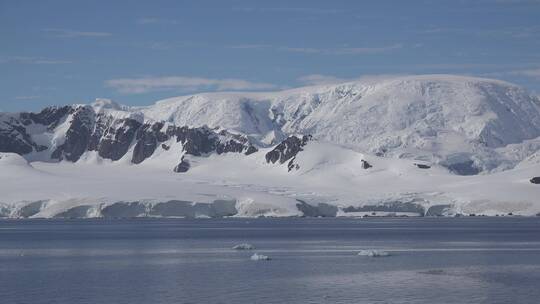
(1, 217), (540, 304)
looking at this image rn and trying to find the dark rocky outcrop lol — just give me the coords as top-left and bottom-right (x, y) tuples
(97, 118), (142, 161)
(87, 113), (111, 151)
(1, 105), (259, 170)
(414, 163), (431, 169)
(287, 160), (300, 171)
(1, 119), (48, 155)
(447, 160), (480, 175)
(20, 105), (71, 128)
(132, 122), (166, 164)
(168, 126), (215, 156)
(174, 157), (190, 173)
(530, 177), (540, 184)
(0, 126), (34, 155)
(361, 160), (372, 169)
(51, 106), (95, 161)
(167, 126), (257, 157)
(266, 135), (311, 171)
(1, 106), (74, 156)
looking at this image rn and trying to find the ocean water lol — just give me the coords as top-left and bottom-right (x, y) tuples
(1, 217), (540, 304)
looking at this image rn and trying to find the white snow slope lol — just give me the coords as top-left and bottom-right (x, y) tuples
(1, 74), (540, 218)
(139, 74), (540, 172)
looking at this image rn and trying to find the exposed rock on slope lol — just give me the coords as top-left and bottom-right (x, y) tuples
(361, 160), (372, 169)
(265, 135), (311, 171)
(173, 156), (190, 173)
(0, 102), (257, 171)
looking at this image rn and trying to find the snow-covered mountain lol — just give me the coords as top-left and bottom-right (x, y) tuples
(139, 74), (540, 173)
(1, 74), (540, 218)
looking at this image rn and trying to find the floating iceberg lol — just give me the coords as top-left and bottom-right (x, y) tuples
(250, 253), (271, 261)
(232, 243), (255, 250)
(358, 250), (390, 257)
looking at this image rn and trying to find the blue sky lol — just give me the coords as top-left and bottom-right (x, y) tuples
(1, 0), (540, 112)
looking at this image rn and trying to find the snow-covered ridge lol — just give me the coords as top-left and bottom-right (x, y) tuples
(0, 102), (258, 170)
(135, 74), (540, 172)
(2, 74), (539, 172)
(1, 74), (540, 218)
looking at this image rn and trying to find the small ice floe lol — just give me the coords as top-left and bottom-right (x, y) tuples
(357, 249), (390, 257)
(232, 243), (255, 250)
(250, 253), (271, 261)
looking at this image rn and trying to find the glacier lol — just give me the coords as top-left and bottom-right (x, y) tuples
(1, 74), (540, 218)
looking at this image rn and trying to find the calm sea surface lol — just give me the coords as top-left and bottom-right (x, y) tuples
(1, 217), (540, 304)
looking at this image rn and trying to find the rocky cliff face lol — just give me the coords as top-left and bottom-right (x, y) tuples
(0, 106), (71, 155)
(265, 135), (311, 171)
(0, 104), (258, 172)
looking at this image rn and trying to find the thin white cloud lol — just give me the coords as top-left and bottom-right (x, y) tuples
(480, 66), (540, 80)
(137, 17), (179, 25)
(0, 56), (72, 64)
(416, 63), (513, 70)
(233, 7), (343, 14)
(509, 68), (540, 79)
(14, 96), (40, 100)
(42, 28), (112, 38)
(280, 47), (322, 54)
(280, 44), (403, 55)
(298, 74), (351, 85)
(133, 41), (202, 51)
(331, 44), (403, 55)
(225, 43), (404, 55)
(421, 26), (539, 39)
(491, 0), (540, 4)
(105, 76), (278, 94)
(297, 73), (408, 86)
(227, 44), (272, 49)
